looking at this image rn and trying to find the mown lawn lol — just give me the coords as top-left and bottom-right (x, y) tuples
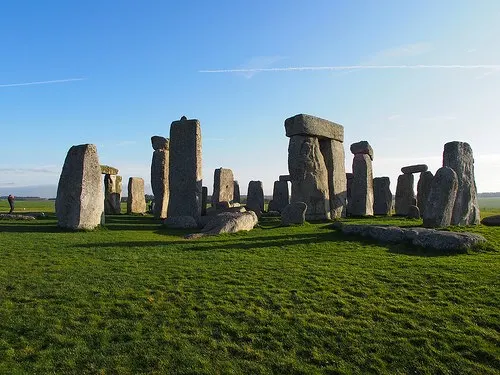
(0, 202), (499, 374)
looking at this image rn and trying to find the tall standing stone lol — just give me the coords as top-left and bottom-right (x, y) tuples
(443, 141), (480, 225)
(104, 174), (122, 215)
(201, 186), (208, 216)
(349, 153), (374, 216)
(233, 181), (241, 203)
(56, 144), (104, 230)
(151, 136), (169, 219)
(417, 171), (433, 217)
(423, 167), (458, 228)
(346, 173), (354, 215)
(212, 168), (234, 206)
(320, 139), (347, 218)
(127, 177), (146, 214)
(168, 117), (202, 219)
(395, 174), (415, 216)
(373, 177), (392, 215)
(268, 180), (290, 212)
(246, 181), (264, 213)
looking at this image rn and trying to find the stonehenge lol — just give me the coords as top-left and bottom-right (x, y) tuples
(104, 174), (122, 215)
(233, 181), (241, 203)
(127, 177), (146, 214)
(150, 136), (169, 219)
(373, 177), (392, 216)
(423, 167), (458, 228)
(395, 173), (415, 216)
(246, 180), (264, 213)
(417, 171), (434, 217)
(212, 168), (234, 207)
(348, 142), (374, 216)
(268, 180), (290, 213)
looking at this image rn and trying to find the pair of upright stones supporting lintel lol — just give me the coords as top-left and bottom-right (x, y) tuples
(100, 165), (122, 215)
(285, 114), (346, 220)
(394, 164), (431, 217)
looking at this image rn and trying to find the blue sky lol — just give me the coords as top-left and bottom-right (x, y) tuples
(1, 0), (499, 197)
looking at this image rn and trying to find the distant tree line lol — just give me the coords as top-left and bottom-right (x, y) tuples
(478, 192), (500, 198)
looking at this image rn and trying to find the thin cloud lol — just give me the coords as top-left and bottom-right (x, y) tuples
(0, 168), (58, 174)
(387, 114), (401, 121)
(199, 65), (500, 74)
(0, 78), (86, 88)
(369, 42), (434, 60)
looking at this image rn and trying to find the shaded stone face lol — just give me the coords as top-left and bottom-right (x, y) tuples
(104, 174), (122, 215)
(407, 205), (420, 219)
(350, 141), (374, 161)
(233, 181), (241, 203)
(394, 174), (415, 216)
(268, 180), (290, 213)
(320, 139), (347, 218)
(443, 141), (480, 225)
(373, 177), (392, 216)
(279, 175), (291, 182)
(401, 164), (428, 174)
(246, 180), (265, 213)
(288, 135), (331, 220)
(349, 154), (374, 216)
(127, 177), (146, 214)
(56, 144), (104, 230)
(168, 118), (202, 219)
(417, 171), (434, 217)
(281, 201), (307, 226)
(212, 168), (234, 206)
(151, 136), (169, 151)
(201, 186), (208, 216)
(285, 114), (344, 142)
(151, 148), (169, 219)
(423, 167), (458, 228)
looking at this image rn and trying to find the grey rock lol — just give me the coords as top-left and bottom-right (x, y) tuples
(163, 215), (198, 229)
(201, 211), (258, 235)
(168, 118), (202, 219)
(395, 174), (415, 216)
(0, 214), (36, 220)
(443, 141), (480, 225)
(350, 141), (374, 160)
(281, 202), (307, 226)
(104, 174), (122, 215)
(246, 181), (264, 213)
(285, 114), (344, 142)
(233, 181), (241, 203)
(288, 135), (331, 220)
(417, 171), (433, 217)
(320, 138), (347, 218)
(268, 180), (289, 213)
(346, 173), (354, 213)
(407, 205), (420, 219)
(279, 175), (291, 182)
(481, 215), (500, 226)
(151, 136), (169, 151)
(151, 149), (169, 219)
(127, 177), (146, 214)
(56, 144), (104, 230)
(423, 167), (458, 228)
(373, 177), (392, 216)
(212, 168), (234, 206)
(100, 165), (119, 175)
(401, 164), (428, 174)
(201, 186), (208, 216)
(348, 154), (374, 216)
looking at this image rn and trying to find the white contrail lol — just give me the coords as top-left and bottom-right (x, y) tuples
(199, 65), (500, 73)
(0, 77), (87, 88)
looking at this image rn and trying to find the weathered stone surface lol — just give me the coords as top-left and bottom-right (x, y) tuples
(212, 168), (234, 206)
(163, 215), (198, 229)
(395, 174), (415, 216)
(104, 174), (122, 215)
(233, 181), (241, 203)
(373, 177), (392, 215)
(151, 136), (169, 151)
(201, 211), (258, 235)
(346, 173), (354, 213)
(401, 164), (428, 174)
(268, 180), (289, 213)
(100, 165), (119, 175)
(56, 144), (104, 230)
(279, 175), (291, 182)
(0, 214), (36, 220)
(336, 223), (486, 251)
(201, 186), (208, 216)
(348, 154), (374, 216)
(288, 135), (331, 220)
(281, 202), (307, 226)
(443, 141), (480, 225)
(350, 141), (374, 160)
(151, 149), (169, 219)
(320, 139), (347, 218)
(417, 171), (433, 217)
(407, 205), (420, 219)
(246, 181), (264, 213)
(285, 114), (344, 142)
(127, 177), (146, 214)
(168, 118), (202, 219)
(423, 167), (458, 228)
(481, 215), (500, 226)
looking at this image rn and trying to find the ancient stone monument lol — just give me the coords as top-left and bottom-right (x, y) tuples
(201, 186), (208, 216)
(268, 180), (290, 213)
(423, 167), (458, 228)
(285, 114), (346, 220)
(443, 141), (480, 225)
(417, 171), (434, 218)
(212, 168), (234, 207)
(233, 181), (241, 203)
(56, 144), (104, 230)
(348, 141), (374, 216)
(168, 117), (202, 219)
(395, 173), (415, 216)
(281, 201), (307, 226)
(246, 181), (264, 213)
(373, 177), (392, 215)
(150, 136), (169, 219)
(104, 174), (122, 215)
(127, 177), (146, 214)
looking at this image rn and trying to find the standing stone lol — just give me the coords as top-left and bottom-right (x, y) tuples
(288, 135), (331, 220)
(320, 139), (347, 218)
(281, 202), (307, 226)
(268, 180), (290, 213)
(395, 174), (415, 216)
(151, 137), (169, 219)
(168, 117), (202, 219)
(212, 168), (234, 206)
(346, 173), (354, 214)
(104, 174), (122, 215)
(443, 141), (480, 225)
(349, 154), (374, 216)
(417, 171), (434, 217)
(56, 144), (104, 230)
(423, 167), (458, 228)
(246, 181), (264, 213)
(127, 177), (146, 214)
(233, 181), (241, 203)
(201, 186), (208, 216)
(407, 205), (420, 219)
(373, 177), (392, 215)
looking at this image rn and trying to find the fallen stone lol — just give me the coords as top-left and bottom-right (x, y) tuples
(200, 211), (258, 235)
(423, 167), (458, 228)
(410, 230), (486, 251)
(401, 164), (428, 174)
(281, 202), (307, 226)
(151, 136), (169, 151)
(163, 215), (198, 229)
(0, 214), (36, 220)
(350, 141), (374, 160)
(285, 113), (344, 141)
(480, 215), (500, 226)
(100, 165), (119, 175)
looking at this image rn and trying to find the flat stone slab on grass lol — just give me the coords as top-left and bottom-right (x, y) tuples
(481, 215), (500, 226)
(401, 164), (428, 174)
(186, 211), (258, 239)
(163, 215), (198, 229)
(0, 214), (37, 220)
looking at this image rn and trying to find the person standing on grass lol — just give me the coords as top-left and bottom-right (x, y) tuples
(7, 194), (15, 213)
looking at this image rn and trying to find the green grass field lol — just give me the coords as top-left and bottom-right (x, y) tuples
(0, 200), (499, 374)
